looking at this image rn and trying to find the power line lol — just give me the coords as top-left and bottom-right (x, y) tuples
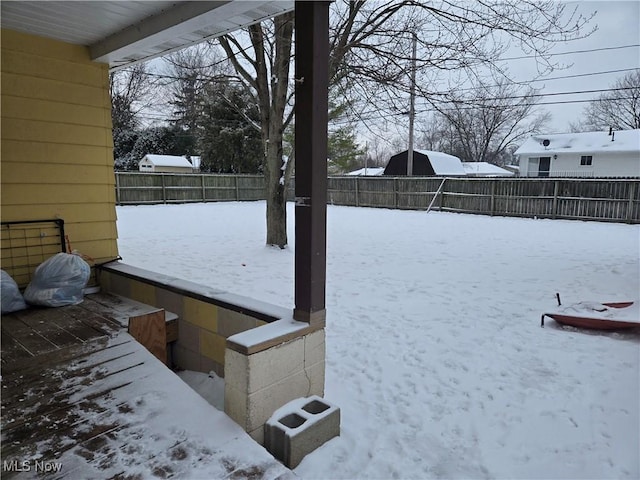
(427, 86), (637, 103)
(528, 67), (639, 83)
(499, 44), (640, 61)
(433, 67), (640, 94)
(136, 89), (635, 127)
(328, 96), (635, 126)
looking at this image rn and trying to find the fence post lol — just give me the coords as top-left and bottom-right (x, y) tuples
(439, 178), (447, 210)
(161, 174), (166, 204)
(355, 176), (359, 207)
(115, 172), (121, 205)
(235, 175), (240, 201)
(201, 174), (206, 202)
(490, 180), (496, 216)
(394, 177), (399, 208)
(628, 182), (636, 224)
(552, 180), (559, 219)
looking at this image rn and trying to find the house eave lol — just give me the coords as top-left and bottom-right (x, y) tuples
(1, 1), (294, 70)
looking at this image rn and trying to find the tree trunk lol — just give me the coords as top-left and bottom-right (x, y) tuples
(265, 185), (287, 247)
(264, 128), (289, 248)
(265, 148), (288, 248)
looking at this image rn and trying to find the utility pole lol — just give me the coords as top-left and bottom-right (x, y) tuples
(407, 31), (417, 176)
(364, 141), (368, 175)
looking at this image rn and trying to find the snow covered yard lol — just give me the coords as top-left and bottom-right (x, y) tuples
(116, 201), (639, 479)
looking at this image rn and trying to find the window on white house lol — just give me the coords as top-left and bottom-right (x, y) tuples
(580, 155), (593, 166)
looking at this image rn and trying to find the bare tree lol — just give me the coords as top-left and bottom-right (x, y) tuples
(580, 70), (640, 131)
(219, 13), (295, 248)
(219, 1), (593, 247)
(163, 44), (232, 132)
(426, 80), (550, 164)
(109, 63), (156, 165)
(328, 1), (593, 123)
(109, 63), (155, 129)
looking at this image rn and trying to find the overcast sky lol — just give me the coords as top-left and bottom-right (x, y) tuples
(503, 0), (639, 133)
(359, 1), (640, 152)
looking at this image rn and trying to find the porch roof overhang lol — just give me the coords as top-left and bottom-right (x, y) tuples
(1, 0), (330, 326)
(0, 0), (294, 70)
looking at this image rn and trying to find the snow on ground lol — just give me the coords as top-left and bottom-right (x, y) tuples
(116, 201), (640, 480)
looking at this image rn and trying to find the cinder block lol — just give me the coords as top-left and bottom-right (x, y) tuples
(130, 280), (156, 306)
(245, 367), (313, 432)
(305, 361), (325, 398)
(173, 345), (200, 372)
(225, 348), (249, 392)
(304, 329), (325, 368)
(183, 297), (218, 332)
(218, 308), (259, 338)
(246, 337), (305, 394)
(105, 274), (130, 297)
(176, 320), (199, 351)
(199, 330), (226, 364)
(155, 288), (184, 318)
(264, 395), (340, 469)
(225, 383), (249, 430)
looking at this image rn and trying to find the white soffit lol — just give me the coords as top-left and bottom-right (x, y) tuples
(0, 1), (294, 69)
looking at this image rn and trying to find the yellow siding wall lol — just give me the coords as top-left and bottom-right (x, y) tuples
(1, 29), (118, 263)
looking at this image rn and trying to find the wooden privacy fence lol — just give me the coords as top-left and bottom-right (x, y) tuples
(116, 173), (266, 204)
(115, 173), (640, 224)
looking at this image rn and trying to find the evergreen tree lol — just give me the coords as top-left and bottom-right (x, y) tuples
(327, 126), (364, 173)
(197, 84), (263, 173)
(120, 126), (191, 170)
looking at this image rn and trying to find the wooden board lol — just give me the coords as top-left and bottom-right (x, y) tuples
(0, 314), (58, 356)
(128, 310), (167, 364)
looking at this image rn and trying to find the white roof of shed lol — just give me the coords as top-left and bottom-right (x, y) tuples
(515, 129), (640, 156)
(462, 162), (515, 176)
(346, 167), (385, 176)
(142, 154), (194, 168)
(415, 150), (466, 175)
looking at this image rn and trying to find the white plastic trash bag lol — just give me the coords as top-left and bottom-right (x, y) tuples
(24, 252), (90, 307)
(1, 270), (27, 314)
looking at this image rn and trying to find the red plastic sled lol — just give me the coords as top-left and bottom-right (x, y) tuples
(541, 300), (638, 330)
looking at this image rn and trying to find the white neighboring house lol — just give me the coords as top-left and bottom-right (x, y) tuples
(515, 129), (640, 178)
(346, 167), (385, 176)
(139, 154), (196, 173)
(461, 162), (515, 177)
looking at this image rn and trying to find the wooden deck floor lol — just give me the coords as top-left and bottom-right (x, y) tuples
(1, 297), (291, 479)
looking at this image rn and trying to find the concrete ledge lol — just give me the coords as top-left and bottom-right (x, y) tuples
(264, 395), (340, 468)
(227, 317), (325, 356)
(98, 261), (290, 322)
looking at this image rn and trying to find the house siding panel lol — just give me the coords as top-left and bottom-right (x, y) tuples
(0, 30), (94, 63)
(2, 72), (109, 107)
(0, 29), (118, 264)
(1, 49), (105, 86)
(3, 118), (111, 146)
(2, 140), (113, 166)
(1, 184), (115, 205)
(2, 96), (109, 128)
